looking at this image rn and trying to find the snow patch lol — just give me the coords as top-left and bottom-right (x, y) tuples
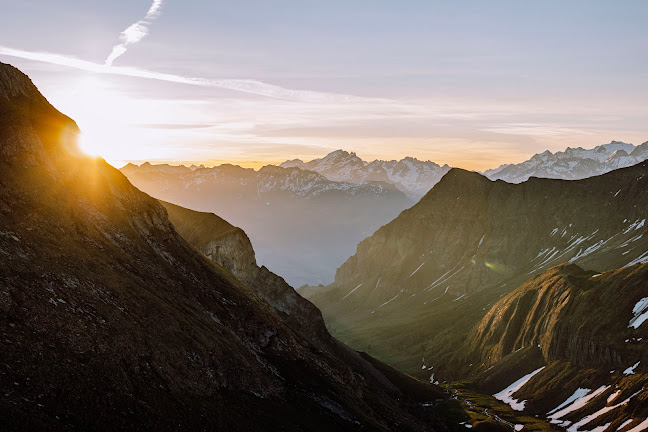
(548, 386), (610, 424)
(409, 261), (426, 278)
(342, 284), (362, 300)
(617, 419), (633, 431)
(566, 388), (643, 432)
(623, 362), (640, 375)
(625, 419), (648, 432)
(493, 367), (545, 411)
(629, 298), (648, 329)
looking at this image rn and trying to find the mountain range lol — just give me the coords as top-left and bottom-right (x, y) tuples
(0, 62), (456, 431)
(280, 142), (648, 200)
(281, 150), (451, 201)
(122, 141), (648, 290)
(120, 162), (413, 287)
(484, 141), (648, 183)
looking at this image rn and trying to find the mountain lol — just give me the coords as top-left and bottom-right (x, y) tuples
(484, 141), (648, 183)
(305, 163), (648, 377)
(281, 150), (451, 201)
(121, 162), (413, 287)
(159, 200), (332, 345)
(460, 262), (648, 431)
(0, 62), (455, 431)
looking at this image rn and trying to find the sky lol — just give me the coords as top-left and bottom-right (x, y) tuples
(1, 0), (647, 170)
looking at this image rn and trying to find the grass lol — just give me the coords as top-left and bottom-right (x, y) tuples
(446, 383), (560, 432)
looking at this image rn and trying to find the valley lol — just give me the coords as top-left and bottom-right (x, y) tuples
(3, 1), (648, 430)
(121, 162), (413, 287)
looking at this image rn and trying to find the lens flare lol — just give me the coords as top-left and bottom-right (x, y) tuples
(484, 261), (506, 273)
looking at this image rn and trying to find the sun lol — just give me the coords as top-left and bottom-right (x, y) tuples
(53, 75), (189, 166)
(58, 76), (150, 164)
(78, 132), (102, 157)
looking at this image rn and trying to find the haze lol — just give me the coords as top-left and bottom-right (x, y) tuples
(1, 0), (647, 170)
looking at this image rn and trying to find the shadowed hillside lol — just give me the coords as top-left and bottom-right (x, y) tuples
(306, 165), (648, 376)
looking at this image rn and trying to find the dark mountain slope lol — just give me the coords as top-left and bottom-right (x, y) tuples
(459, 263), (648, 431)
(159, 200), (332, 346)
(0, 62), (451, 431)
(307, 165), (648, 375)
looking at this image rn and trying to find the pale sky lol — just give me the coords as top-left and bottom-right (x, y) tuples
(1, 0), (647, 170)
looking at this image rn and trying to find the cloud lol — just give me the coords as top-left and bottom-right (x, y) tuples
(105, 0), (164, 66)
(134, 123), (216, 130)
(0, 45), (359, 103)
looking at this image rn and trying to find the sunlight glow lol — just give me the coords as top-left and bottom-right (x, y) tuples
(52, 75), (188, 165)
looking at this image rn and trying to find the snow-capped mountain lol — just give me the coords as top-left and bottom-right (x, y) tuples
(123, 162), (405, 200)
(484, 140), (648, 183)
(120, 162), (413, 287)
(281, 150), (451, 201)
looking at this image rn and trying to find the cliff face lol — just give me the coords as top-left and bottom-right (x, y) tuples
(0, 62), (450, 431)
(160, 200), (332, 345)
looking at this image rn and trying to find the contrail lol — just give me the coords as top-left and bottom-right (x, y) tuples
(105, 0), (164, 66)
(0, 46), (358, 103)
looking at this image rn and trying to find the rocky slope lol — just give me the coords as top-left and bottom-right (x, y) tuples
(460, 263), (648, 431)
(121, 162), (413, 287)
(484, 141), (648, 183)
(0, 62), (454, 431)
(160, 200), (332, 346)
(306, 164), (648, 375)
(281, 150), (451, 201)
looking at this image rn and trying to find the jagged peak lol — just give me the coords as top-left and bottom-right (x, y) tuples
(0, 62), (41, 101)
(322, 149), (360, 160)
(606, 149), (630, 161)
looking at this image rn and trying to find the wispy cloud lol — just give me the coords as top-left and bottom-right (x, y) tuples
(482, 123), (595, 137)
(105, 0), (164, 66)
(0, 46), (358, 103)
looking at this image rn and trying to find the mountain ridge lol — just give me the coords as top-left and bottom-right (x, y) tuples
(484, 140), (648, 183)
(306, 161), (648, 378)
(280, 149), (451, 200)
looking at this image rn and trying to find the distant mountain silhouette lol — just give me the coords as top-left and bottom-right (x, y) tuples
(484, 141), (648, 183)
(281, 150), (451, 201)
(121, 162), (413, 287)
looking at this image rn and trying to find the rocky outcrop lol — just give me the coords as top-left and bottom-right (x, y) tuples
(468, 263), (648, 369)
(160, 201), (332, 345)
